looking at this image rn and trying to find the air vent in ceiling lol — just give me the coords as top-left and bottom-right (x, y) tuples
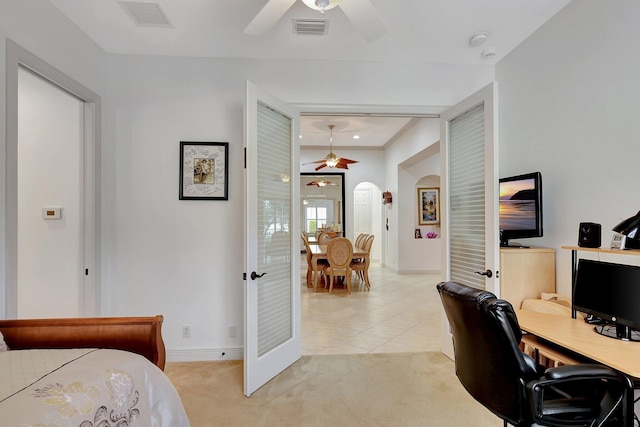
(119, 1), (172, 27)
(293, 19), (328, 36)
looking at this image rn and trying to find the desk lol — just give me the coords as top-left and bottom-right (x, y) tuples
(517, 310), (640, 378)
(308, 243), (369, 291)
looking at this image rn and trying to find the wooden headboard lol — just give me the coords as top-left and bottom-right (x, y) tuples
(0, 315), (166, 370)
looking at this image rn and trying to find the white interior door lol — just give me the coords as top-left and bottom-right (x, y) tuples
(439, 83), (499, 359)
(17, 67), (84, 318)
(5, 42), (100, 319)
(354, 188), (372, 237)
(244, 81), (300, 396)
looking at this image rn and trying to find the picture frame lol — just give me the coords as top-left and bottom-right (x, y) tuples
(417, 187), (439, 225)
(179, 141), (229, 200)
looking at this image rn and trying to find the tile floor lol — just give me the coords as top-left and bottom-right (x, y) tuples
(301, 258), (444, 355)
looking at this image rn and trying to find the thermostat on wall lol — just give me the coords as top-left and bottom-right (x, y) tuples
(42, 207), (62, 220)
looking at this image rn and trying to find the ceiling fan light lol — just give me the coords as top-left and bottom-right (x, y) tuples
(315, 0), (329, 14)
(301, 0), (339, 14)
(325, 153), (339, 168)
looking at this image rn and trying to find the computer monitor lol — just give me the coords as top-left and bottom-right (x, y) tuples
(573, 259), (640, 341)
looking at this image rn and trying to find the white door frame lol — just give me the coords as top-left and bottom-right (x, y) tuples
(4, 41), (101, 318)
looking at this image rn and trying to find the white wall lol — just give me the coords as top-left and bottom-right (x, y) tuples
(384, 119), (440, 270)
(496, 0), (640, 296)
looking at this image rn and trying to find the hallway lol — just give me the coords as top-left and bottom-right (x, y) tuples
(301, 261), (443, 355)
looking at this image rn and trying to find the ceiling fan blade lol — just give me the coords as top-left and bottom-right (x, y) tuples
(303, 159), (329, 165)
(314, 163), (328, 171)
(335, 163), (349, 169)
(339, 0), (387, 42)
(338, 158), (359, 164)
(244, 0), (297, 35)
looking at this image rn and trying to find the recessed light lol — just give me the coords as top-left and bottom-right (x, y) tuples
(469, 32), (488, 47)
(353, 135), (360, 140)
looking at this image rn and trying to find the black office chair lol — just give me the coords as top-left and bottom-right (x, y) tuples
(436, 281), (634, 427)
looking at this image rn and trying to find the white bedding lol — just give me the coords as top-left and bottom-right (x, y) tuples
(0, 348), (190, 426)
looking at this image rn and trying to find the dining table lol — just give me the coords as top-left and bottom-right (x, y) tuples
(306, 242), (370, 291)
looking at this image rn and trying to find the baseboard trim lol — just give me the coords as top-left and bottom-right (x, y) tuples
(167, 347), (244, 362)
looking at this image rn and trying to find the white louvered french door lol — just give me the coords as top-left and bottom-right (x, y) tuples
(244, 82), (300, 396)
(439, 83), (499, 359)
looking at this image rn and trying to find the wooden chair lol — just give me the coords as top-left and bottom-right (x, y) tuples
(301, 233), (327, 289)
(322, 237), (353, 294)
(318, 232), (334, 245)
(354, 233), (367, 249)
(351, 234), (374, 290)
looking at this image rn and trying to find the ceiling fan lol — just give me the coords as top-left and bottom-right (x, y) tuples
(306, 178), (337, 187)
(303, 124), (359, 171)
(244, 0), (387, 42)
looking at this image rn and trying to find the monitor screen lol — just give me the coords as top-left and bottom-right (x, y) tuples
(499, 172), (543, 247)
(573, 259), (640, 339)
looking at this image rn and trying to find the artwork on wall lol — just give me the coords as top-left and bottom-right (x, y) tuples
(179, 141), (229, 200)
(417, 187), (439, 225)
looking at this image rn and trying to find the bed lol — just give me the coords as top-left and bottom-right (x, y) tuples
(0, 315), (190, 426)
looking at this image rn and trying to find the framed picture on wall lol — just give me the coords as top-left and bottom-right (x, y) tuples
(179, 141), (229, 200)
(417, 187), (439, 225)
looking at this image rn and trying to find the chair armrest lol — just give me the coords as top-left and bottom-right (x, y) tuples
(527, 365), (634, 427)
(543, 364), (627, 381)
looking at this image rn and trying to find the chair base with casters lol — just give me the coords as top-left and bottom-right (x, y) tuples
(436, 281), (634, 427)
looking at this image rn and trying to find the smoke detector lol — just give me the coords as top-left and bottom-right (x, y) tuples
(469, 32), (488, 47)
(481, 47), (497, 60)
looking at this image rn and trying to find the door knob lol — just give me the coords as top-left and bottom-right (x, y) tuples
(250, 271), (267, 280)
(475, 269), (493, 278)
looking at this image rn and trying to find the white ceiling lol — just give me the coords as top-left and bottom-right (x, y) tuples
(47, 0), (572, 147)
(300, 115), (414, 148)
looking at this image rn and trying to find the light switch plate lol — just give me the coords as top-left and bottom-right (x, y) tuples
(42, 207), (62, 220)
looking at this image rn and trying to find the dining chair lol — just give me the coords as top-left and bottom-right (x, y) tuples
(354, 233), (367, 249)
(350, 234), (374, 290)
(318, 232), (334, 245)
(301, 234), (327, 289)
(322, 237), (353, 294)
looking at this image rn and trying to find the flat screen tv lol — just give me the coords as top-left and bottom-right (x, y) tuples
(573, 259), (640, 341)
(499, 172), (543, 248)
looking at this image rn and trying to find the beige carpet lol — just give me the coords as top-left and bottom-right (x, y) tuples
(165, 352), (502, 426)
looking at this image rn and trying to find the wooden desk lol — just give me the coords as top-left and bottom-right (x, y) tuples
(308, 243), (369, 291)
(517, 310), (640, 378)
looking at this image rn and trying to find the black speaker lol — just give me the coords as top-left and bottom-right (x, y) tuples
(578, 222), (601, 248)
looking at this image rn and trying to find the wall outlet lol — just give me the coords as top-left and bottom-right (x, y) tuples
(182, 325), (191, 338)
(228, 325), (237, 338)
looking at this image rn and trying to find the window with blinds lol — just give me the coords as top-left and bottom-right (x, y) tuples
(448, 103), (486, 289)
(256, 102), (293, 356)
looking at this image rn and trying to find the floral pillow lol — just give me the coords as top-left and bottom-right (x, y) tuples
(0, 331), (8, 351)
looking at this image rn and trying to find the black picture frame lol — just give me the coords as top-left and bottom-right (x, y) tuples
(179, 141), (229, 200)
